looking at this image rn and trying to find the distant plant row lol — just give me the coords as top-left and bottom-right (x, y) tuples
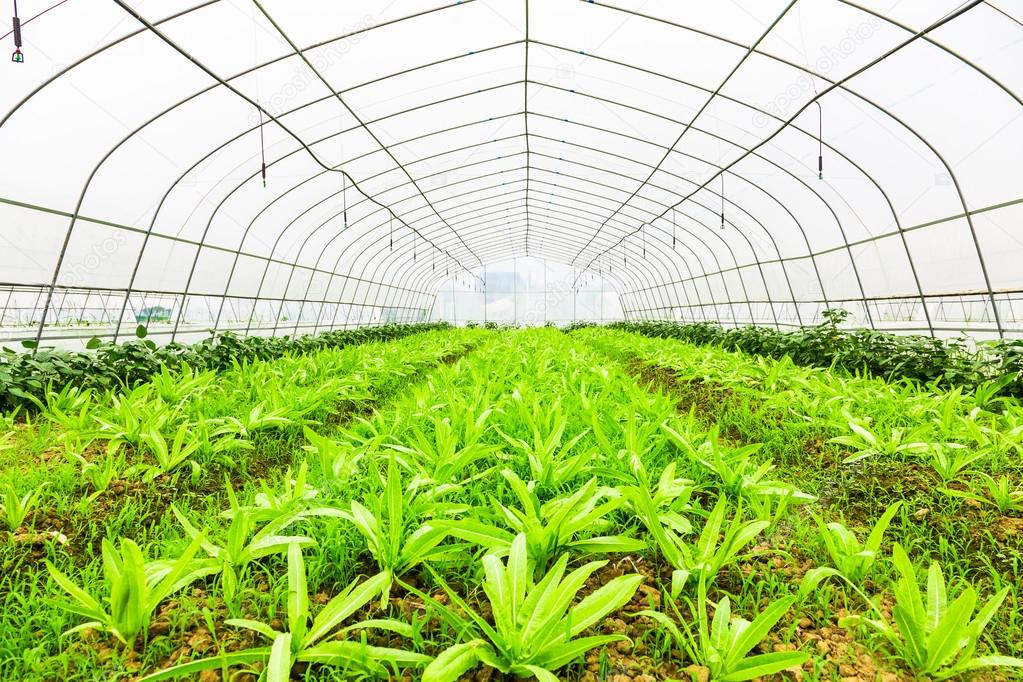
(0, 322), (450, 413)
(589, 310), (1023, 396)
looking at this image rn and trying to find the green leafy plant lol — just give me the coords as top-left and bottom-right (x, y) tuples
(638, 579), (807, 681)
(922, 443), (988, 483)
(663, 425), (813, 503)
(946, 473), (1023, 513)
(439, 469), (645, 576)
(829, 418), (934, 464)
(140, 423), (202, 482)
(338, 455), (462, 602)
(139, 543), (428, 680)
(171, 496), (327, 611)
(46, 535), (213, 646)
(816, 501), (901, 582)
(839, 544), (1023, 678)
(1, 481), (48, 530)
(496, 388), (592, 489)
(631, 495), (767, 597)
(419, 533), (643, 681)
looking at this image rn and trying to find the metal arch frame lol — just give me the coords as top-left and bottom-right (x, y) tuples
(577, 0), (1000, 335)
(2, 0), (1019, 340)
(244, 139), (791, 329)
(174, 92), (836, 334)
(494, 39), (932, 331)
(140, 76), (817, 338)
(0, 7), (941, 327)
(105, 43), (528, 342)
(568, 0), (798, 266)
(249, 0), (483, 266)
(26, 0), (490, 349)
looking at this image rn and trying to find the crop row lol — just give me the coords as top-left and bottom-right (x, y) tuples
(0, 326), (487, 678)
(4, 327), (1019, 680)
(601, 309), (1023, 395)
(0, 322), (451, 413)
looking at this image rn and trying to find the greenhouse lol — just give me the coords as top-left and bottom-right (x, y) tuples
(1, 1), (1022, 680)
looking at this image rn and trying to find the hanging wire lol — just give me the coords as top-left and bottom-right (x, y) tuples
(672, 209), (676, 249)
(389, 215), (393, 251)
(257, 106), (267, 187)
(720, 172), (725, 230)
(342, 174), (347, 227)
(814, 101), (823, 180)
(642, 223), (646, 258)
(250, 5), (266, 187)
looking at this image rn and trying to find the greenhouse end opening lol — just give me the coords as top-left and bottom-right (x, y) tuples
(1, 3), (1022, 681)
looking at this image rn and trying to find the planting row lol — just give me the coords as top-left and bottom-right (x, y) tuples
(0, 327), (487, 678)
(0, 322), (451, 413)
(601, 310), (1023, 395)
(5, 327), (1019, 680)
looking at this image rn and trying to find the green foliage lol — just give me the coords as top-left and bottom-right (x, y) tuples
(840, 544), (1023, 678)
(439, 469), (645, 577)
(139, 543), (427, 681)
(611, 315), (1023, 396)
(816, 501), (901, 582)
(0, 323), (450, 413)
(419, 533), (643, 682)
(640, 579), (807, 681)
(46, 535), (214, 646)
(1, 481), (47, 530)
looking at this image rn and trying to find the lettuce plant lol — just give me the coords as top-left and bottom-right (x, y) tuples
(639, 579), (807, 681)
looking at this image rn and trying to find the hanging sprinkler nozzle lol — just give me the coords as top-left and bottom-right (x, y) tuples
(11, 1), (23, 63)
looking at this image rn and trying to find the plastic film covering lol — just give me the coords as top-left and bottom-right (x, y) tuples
(0, 0), (1021, 346)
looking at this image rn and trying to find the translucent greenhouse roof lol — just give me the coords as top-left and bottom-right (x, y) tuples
(1, 0), (1022, 345)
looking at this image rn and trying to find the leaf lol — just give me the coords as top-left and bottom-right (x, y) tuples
(924, 590), (976, 673)
(307, 571), (391, 646)
(723, 651), (809, 681)
(956, 655), (1023, 672)
(267, 632), (293, 682)
(799, 567), (841, 599)
(566, 574), (643, 638)
(135, 648), (272, 681)
(135, 325), (148, 339)
(86, 338), (102, 350)
(298, 640), (431, 667)
(422, 640), (489, 682)
(537, 634), (626, 670)
(728, 596), (796, 665)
